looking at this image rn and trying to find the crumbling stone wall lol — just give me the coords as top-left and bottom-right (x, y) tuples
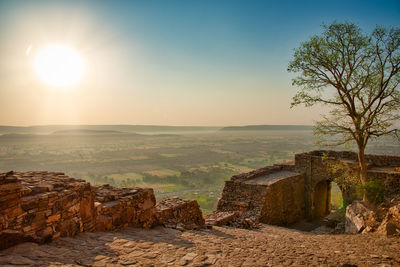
(155, 198), (205, 230)
(94, 185), (156, 231)
(367, 170), (400, 196)
(295, 150), (400, 217)
(0, 171), (207, 250)
(0, 172), (156, 250)
(216, 165), (306, 226)
(216, 150), (400, 227)
(0, 171), (97, 250)
(217, 181), (268, 214)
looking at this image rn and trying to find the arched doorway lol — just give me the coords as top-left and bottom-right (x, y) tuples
(330, 182), (343, 211)
(312, 180), (331, 219)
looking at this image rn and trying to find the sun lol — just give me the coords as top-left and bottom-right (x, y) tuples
(34, 44), (84, 86)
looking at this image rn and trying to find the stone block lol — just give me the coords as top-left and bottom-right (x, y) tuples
(155, 198), (205, 230)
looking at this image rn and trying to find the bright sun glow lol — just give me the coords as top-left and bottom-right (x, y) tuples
(34, 44), (84, 86)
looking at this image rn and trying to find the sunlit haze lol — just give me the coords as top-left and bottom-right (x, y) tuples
(0, 0), (399, 126)
(34, 44), (84, 87)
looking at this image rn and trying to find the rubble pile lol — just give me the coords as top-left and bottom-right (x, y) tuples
(345, 198), (400, 236)
(155, 198), (205, 230)
(226, 214), (261, 229)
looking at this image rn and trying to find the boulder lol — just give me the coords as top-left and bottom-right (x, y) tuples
(345, 201), (377, 234)
(377, 203), (400, 236)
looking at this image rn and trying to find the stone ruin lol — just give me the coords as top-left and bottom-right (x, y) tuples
(208, 150), (400, 231)
(1, 150), (399, 250)
(0, 171), (204, 250)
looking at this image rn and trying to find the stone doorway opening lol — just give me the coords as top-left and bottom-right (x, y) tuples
(312, 180), (331, 219)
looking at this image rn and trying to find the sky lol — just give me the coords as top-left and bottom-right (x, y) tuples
(0, 0), (399, 126)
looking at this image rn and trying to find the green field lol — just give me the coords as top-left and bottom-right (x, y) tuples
(0, 126), (399, 213)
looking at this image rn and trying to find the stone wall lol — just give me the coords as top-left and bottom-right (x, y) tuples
(216, 166), (306, 226)
(297, 150), (400, 167)
(215, 150), (400, 227)
(155, 198), (205, 230)
(0, 171), (207, 250)
(94, 185), (156, 231)
(294, 150), (400, 217)
(0, 171), (158, 250)
(0, 171), (98, 250)
(367, 170), (400, 197)
(217, 181), (268, 215)
(259, 173), (306, 225)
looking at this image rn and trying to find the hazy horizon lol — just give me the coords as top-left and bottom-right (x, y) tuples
(0, 123), (314, 127)
(1, 0), (399, 126)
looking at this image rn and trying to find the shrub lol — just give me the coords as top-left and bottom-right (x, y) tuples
(356, 179), (385, 204)
(337, 200), (350, 216)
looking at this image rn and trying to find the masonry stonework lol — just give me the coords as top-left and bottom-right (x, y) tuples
(215, 150), (400, 227)
(0, 171), (205, 250)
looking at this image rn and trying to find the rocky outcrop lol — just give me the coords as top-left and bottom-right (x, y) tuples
(155, 198), (205, 230)
(376, 198), (400, 236)
(345, 201), (378, 234)
(345, 199), (400, 236)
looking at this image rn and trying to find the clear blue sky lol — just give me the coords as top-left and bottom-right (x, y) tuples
(0, 0), (399, 126)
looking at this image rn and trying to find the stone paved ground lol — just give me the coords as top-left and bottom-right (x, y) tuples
(0, 225), (399, 267)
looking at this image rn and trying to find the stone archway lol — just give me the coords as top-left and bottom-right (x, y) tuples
(312, 180), (331, 219)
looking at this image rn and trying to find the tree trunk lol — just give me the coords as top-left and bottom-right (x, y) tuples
(357, 145), (368, 201)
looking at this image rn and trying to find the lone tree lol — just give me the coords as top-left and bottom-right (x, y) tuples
(288, 22), (400, 190)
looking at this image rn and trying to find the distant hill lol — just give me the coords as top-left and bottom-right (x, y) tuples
(0, 130), (181, 139)
(0, 125), (314, 135)
(52, 129), (131, 135)
(0, 125), (222, 135)
(220, 125), (314, 131)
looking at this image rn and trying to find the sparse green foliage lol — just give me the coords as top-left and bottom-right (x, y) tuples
(337, 200), (350, 216)
(289, 22), (400, 190)
(321, 153), (360, 191)
(356, 179), (385, 204)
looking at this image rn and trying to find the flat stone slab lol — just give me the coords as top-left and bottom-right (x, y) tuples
(244, 170), (301, 185)
(0, 225), (399, 266)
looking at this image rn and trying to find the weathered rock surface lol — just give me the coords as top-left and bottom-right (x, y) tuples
(376, 198), (400, 236)
(155, 197), (205, 230)
(0, 224), (399, 267)
(345, 201), (376, 233)
(346, 199), (400, 236)
(205, 211), (239, 226)
(0, 171), (97, 250)
(94, 184), (156, 230)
